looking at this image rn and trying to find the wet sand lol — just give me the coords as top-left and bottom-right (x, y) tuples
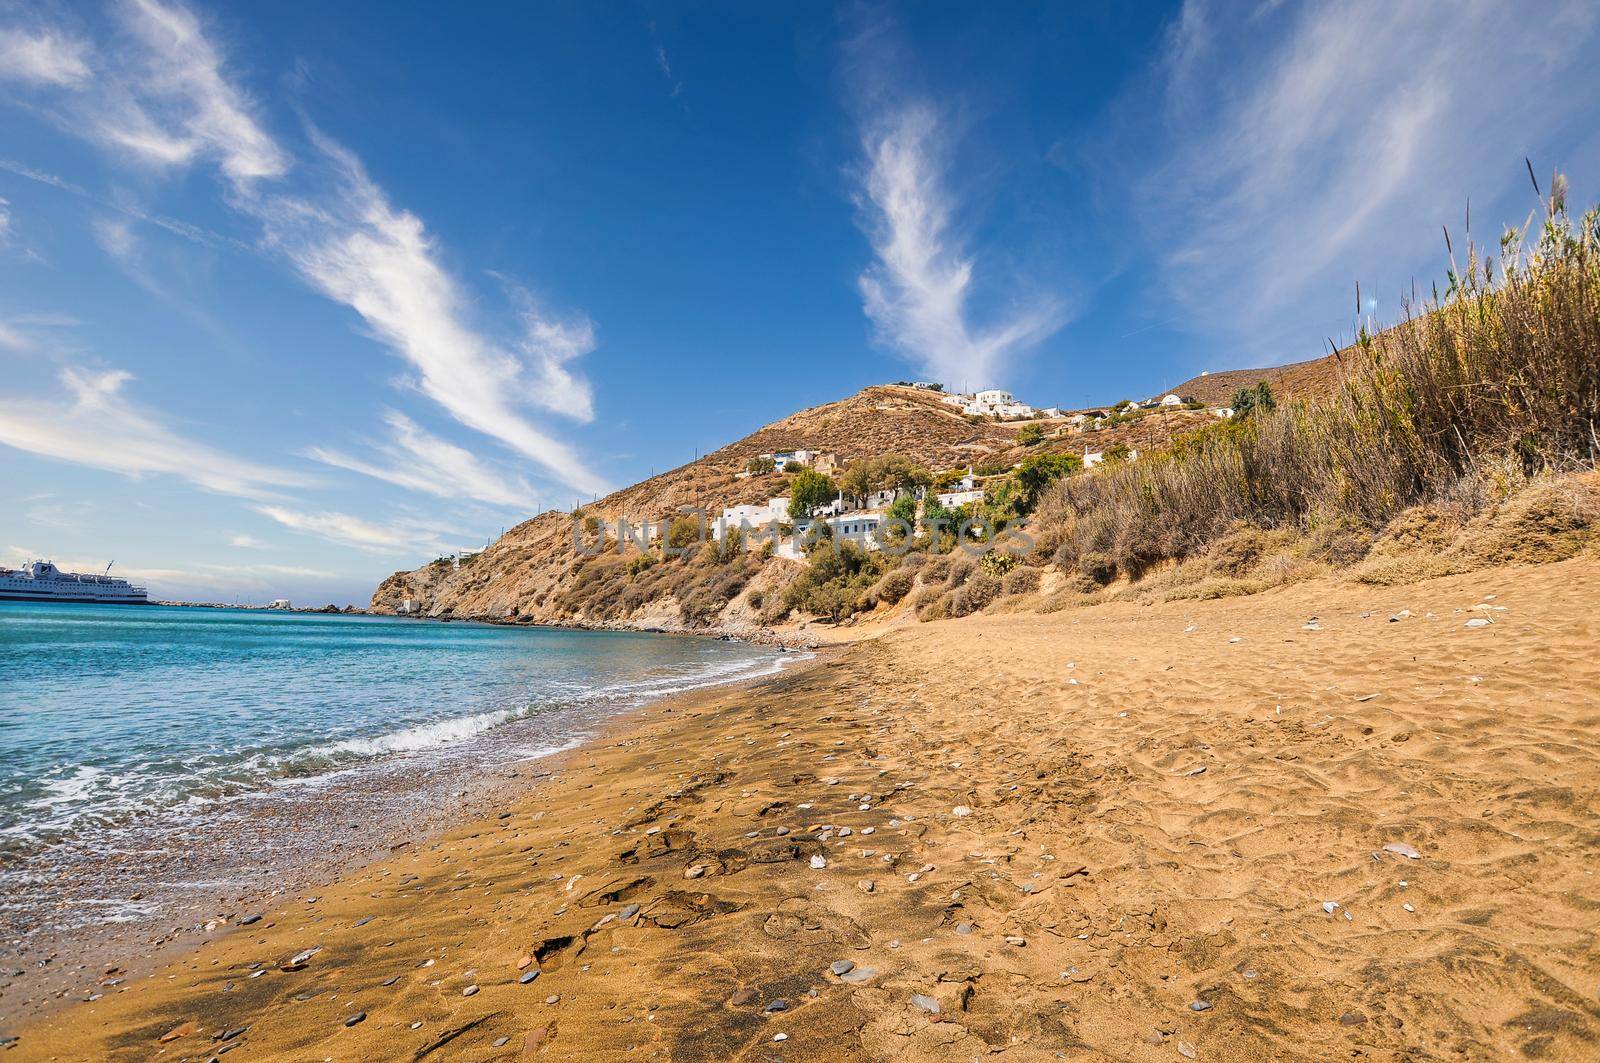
(9, 558), (1600, 1060)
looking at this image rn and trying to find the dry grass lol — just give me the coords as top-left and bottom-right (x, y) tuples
(1037, 185), (1600, 587)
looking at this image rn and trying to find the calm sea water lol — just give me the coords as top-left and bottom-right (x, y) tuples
(0, 602), (785, 957)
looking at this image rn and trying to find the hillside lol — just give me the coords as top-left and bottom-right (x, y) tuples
(1167, 353), (1342, 406)
(374, 368), (1350, 630)
(367, 383), (1251, 633)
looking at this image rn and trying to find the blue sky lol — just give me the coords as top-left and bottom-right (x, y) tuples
(4, 1), (1600, 605)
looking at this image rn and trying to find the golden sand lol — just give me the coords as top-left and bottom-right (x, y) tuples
(14, 558), (1600, 1061)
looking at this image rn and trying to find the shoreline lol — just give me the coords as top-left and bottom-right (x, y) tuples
(0, 638), (825, 1032)
(9, 559), (1599, 1060)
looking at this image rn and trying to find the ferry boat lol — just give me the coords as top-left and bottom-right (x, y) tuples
(0, 560), (150, 604)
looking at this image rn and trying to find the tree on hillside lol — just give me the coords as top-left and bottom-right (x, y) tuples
(745, 455), (776, 475)
(1232, 381), (1277, 418)
(1012, 452), (1083, 512)
(838, 453), (932, 506)
(788, 469), (839, 520)
(1017, 423), (1044, 446)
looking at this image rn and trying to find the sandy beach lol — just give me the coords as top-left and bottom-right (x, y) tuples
(11, 556), (1600, 1061)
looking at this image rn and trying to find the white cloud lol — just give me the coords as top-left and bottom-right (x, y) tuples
(308, 410), (537, 509)
(250, 134), (607, 494)
(0, 366), (308, 498)
(2, 1), (607, 498)
(0, 195), (10, 241)
(0, 27), (91, 86)
(97, 0), (287, 188)
(854, 104), (1064, 388)
(0, 318), (24, 351)
(255, 504), (448, 556)
(228, 533), (269, 549)
(1107, 0), (1600, 361)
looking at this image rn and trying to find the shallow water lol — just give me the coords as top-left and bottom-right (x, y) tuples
(0, 602), (784, 962)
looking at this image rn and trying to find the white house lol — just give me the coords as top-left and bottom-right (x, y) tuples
(825, 509), (887, 551)
(1159, 393), (1184, 406)
(761, 450), (823, 472)
(965, 388), (1036, 420)
(936, 488), (984, 508)
(714, 496), (791, 540)
(267, 598), (291, 610)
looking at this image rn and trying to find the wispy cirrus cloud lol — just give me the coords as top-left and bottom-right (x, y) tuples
(0, 365), (309, 498)
(1096, 0), (1600, 362)
(854, 103), (1065, 388)
(0, 0), (608, 499)
(0, 26), (91, 86)
(248, 132), (607, 494)
(308, 410), (537, 509)
(254, 504), (449, 556)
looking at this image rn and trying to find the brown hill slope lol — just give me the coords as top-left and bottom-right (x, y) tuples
(367, 374), (1337, 632)
(1168, 354), (1341, 406)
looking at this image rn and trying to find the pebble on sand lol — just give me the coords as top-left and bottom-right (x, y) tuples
(1464, 617), (1492, 628)
(1188, 1000), (1212, 1012)
(951, 806), (972, 817)
(830, 960), (856, 976)
(840, 966), (878, 984)
(1382, 842), (1421, 860)
(463, 985), (479, 996)
(810, 854), (827, 869)
(911, 993), (940, 1014)
(344, 1012), (366, 1027)
(520, 970), (540, 984)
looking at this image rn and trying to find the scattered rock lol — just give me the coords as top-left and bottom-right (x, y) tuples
(840, 966), (878, 984)
(1464, 617), (1491, 629)
(911, 993), (940, 1015)
(951, 806), (972, 817)
(1177, 1041), (1198, 1059)
(519, 970), (540, 985)
(237, 915), (261, 926)
(1188, 1000), (1212, 1012)
(1382, 842), (1421, 860)
(1004, 936), (1026, 947)
(830, 960), (856, 976)
(730, 988), (757, 1006)
(462, 985), (479, 997)
(857, 879), (875, 894)
(764, 999), (789, 1014)
(809, 854), (827, 870)
(158, 1020), (200, 1043)
(1339, 1011), (1367, 1026)
(344, 1013), (365, 1028)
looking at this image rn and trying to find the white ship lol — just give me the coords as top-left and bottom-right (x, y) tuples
(0, 560), (150, 605)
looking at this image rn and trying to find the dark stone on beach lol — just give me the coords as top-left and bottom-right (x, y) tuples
(1189, 1000), (1213, 1012)
(352, 916), (373, 928)
(764, 999), (789, 1014)
(462, 985), (479, 996)
(237, 915), (261, 926)
(218, 1027), (248, 1041)
(831, 960), (856, 976)
(620, 903), (640, 920)
(1339, 1011), (1368, 1026)
(380, 976), (400, 987)
(493, 1037), (510, 1048)
(344, 1013), (365, 1027)
(730, 988), (757, 1006)
(519, 970), (540, 985)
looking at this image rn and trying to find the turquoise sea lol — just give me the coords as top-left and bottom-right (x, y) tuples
(0, 602), (785, 957)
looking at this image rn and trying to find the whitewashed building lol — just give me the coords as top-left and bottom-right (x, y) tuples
(714, 496), (791, 540)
